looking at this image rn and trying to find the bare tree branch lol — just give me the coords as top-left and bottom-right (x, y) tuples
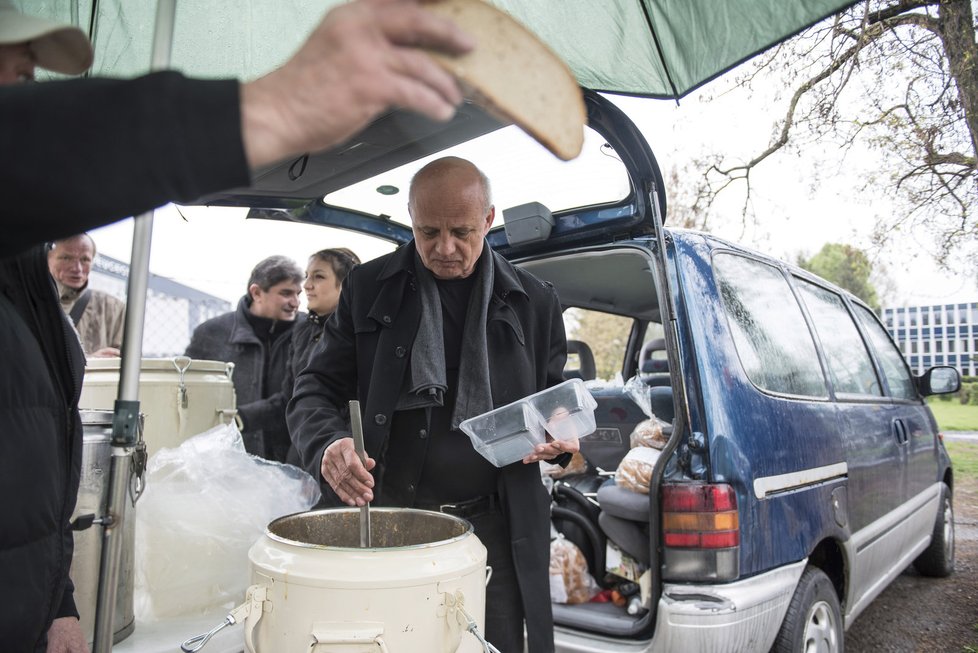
(704, 37), (869, 197)
(690, 0), (977, 275)
(866, 0), (940, 23)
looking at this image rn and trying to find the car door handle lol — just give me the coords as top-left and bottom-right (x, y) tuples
(892, 419), (909, 445)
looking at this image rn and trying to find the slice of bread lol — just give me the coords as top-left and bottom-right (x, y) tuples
(423, 0), (586, 161)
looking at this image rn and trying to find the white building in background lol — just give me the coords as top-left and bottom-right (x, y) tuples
(88, 253), (231, 358)
(882, 301), (978, 377)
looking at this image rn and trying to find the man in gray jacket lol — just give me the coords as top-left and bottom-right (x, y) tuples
(48, 233), (126, 357)
(186, 255), (303, 461)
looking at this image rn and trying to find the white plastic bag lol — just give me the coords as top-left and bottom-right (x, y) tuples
(134, 423), (320, 620)
(623, 373), (653, 418)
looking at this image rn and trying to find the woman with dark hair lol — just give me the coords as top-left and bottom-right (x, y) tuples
(296, 248), (360, 364)
(283, 248), (360, 466)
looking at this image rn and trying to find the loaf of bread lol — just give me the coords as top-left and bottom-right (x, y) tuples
(422, 0), (585, 161)
(550, 535), (598, 604)
(629, 418), (669, 450)
(616, 446), (661, 494)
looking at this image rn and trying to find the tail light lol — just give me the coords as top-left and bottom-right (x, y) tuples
(662, 483), (740, 581)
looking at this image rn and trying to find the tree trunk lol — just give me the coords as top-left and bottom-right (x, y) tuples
(938, 0), (978, 164)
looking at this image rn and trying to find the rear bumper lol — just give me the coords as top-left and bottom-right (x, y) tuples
(555, 559), (806, 653)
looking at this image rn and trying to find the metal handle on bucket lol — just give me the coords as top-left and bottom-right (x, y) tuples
(217, 407), (238, 426)
(310, 622), (390, 652)
(181, 584), (266, 653)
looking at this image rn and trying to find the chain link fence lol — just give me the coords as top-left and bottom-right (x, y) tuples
(90, 253), (231, 357)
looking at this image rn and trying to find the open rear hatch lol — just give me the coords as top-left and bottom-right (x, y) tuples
(191, 90), (666, 256)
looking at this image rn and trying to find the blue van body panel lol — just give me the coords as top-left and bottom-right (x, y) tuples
(837, 403), (905, 531)
(670, 231), (856, 577)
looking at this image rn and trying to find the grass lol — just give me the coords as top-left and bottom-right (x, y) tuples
(946, 441), (978, 484)
(926, 399), (978, 431)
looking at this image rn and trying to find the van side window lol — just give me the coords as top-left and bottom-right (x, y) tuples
(852, 304), (918, 400)
(713, 253), (826, 398)
(794, 280), (882, 397)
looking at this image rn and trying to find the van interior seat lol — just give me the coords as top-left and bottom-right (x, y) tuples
(564, 339), (597, 381)
(581, 384), (676, 473)
(649, 386), (674, 426)
(597, 483), (651, 567)
(580, 385), (648, 472)
(639, 338), (670, 387)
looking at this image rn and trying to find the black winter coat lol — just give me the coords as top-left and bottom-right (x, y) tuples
(281, 312), (329, 466)
(1, 71), (248, 651)
(185, 297), (298, 462)
(0, 247), (86, 652)
(288, 242), (567, 653)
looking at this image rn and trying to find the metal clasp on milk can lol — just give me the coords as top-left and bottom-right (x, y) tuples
(181, 584), (268, 653)
(443, 588), (502, 653)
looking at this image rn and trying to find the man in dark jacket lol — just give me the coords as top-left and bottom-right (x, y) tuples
(186, 255), (303, 462)
(0, 5), (96, 652)
(288, 157), (578, 653)
(0, 3), (473, 651)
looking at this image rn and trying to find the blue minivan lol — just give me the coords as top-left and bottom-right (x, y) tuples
(208, 88), (961, 652)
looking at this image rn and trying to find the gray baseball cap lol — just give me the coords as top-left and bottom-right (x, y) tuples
(0, 0), (93, 75)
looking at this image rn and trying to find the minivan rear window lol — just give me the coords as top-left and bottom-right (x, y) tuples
(794, 280), (882, 398)
(714, 253), (827, 398)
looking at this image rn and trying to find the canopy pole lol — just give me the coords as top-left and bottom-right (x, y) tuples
(92, 1), (177, 651)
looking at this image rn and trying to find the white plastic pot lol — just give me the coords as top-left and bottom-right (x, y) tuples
(79, 356), (236, 458)
(184, 508), (493, 653)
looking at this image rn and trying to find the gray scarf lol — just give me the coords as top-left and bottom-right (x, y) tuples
(396, 247), (494, 429)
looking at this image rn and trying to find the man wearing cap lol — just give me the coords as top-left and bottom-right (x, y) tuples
(0, 1), (474, 651)
(0, 6), (98, 652)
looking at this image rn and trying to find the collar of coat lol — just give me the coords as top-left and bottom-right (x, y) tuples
(229, 295), (304, 345)
(374, 240), (528, 302)
(56, 280), (88, 303)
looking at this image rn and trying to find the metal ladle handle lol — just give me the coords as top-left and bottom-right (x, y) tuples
(349, 400), (371, 548)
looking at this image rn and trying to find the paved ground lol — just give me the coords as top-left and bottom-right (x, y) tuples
(944, 431), (978, 441)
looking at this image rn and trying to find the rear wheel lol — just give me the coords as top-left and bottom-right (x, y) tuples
(771, 565), (843, 653)
(913, 482), (955, 577)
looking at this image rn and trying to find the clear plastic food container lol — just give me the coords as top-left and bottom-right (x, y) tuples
(459, 379), (597, 467)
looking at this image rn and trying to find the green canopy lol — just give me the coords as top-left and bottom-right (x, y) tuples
(24, 0), (858, 98)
